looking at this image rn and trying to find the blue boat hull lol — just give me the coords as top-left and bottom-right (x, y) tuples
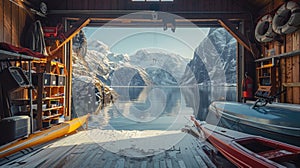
(206, 101), (300, 147)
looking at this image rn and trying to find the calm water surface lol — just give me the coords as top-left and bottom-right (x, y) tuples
(89, 85), (236, 130)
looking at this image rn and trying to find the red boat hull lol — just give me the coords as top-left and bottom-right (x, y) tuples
(191, 117), (300, 168)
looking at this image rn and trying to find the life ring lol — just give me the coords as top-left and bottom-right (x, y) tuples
(255, 14), (276, 42)
(272, 1), (300, 35)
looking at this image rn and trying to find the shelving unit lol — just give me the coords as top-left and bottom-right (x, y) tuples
(33, 70), (66, 129)
(0, 49), (40, 133)
(255, 47), (300, 103)
(256, 57), (278, 96)
(29, 46), (67, 129)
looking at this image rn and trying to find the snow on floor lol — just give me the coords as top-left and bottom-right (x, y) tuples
(86, 129), (186, 157)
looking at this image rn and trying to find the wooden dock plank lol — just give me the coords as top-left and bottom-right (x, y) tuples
(114, 158), (125, 168)
(195, 155), (208, 168)
(0, 129), (218, 168)
(186, 138), (216, 168)
(140, 160), (148, 168)
(165, 158), (173, 168)
(178, 160), (186, 168)
(85, 149), (106, 168)
(160, 159), (167, 168)
(103, 157), (114, 168)
(7, 132), (81, 167)
(65, 143), (103, 167)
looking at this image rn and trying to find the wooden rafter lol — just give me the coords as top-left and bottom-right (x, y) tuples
(48, 18), (91, 56)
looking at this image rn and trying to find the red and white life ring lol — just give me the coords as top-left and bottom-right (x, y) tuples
(255, 14), (276, 43)
(272, 1), (300, 35)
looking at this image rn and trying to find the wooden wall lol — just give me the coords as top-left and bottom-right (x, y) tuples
(256, 1), (300, 104)
(46, 0), (245, 12)
(0, 0), (32, 47)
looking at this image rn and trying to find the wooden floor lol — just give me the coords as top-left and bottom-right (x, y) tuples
(0, 128), (235, 168)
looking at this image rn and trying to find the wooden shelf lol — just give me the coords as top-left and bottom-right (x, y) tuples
(256, 64), (274, 69)
(255, 49), (300, 62)
(11, 98), (31, 101)
(0, 49), (40, 61)
(42, 114), (61, 120)
(43, 96), (64, 101)
(44, 85), (64, 88)
(32, 58), (47, 64)
(42, 106), (63, 112)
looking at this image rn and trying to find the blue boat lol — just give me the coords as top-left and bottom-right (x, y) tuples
(206, 101), (300, 147)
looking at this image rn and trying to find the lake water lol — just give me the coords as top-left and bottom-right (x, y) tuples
(89, 85), (237, 130)
(86, 85), (236, 157)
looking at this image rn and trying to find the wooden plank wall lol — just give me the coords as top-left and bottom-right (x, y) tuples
(46, 0), (244, 12)
(256, 1), (300, 104)
(260, 28), (300, 104)
(0, 0), (31, 46)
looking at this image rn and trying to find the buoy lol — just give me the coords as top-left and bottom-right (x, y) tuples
(255, 14), (276, 42)
(272, 1), (300, 34)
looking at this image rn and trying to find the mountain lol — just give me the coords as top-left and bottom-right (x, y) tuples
(110, 66), (152, 86)
(130, 49), (189, 85)
(72, 28), (236, 87)
(74, 37), (188, 86)
(182, 28), (237, 85)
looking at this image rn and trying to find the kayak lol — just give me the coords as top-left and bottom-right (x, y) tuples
(191, 117), (300, 168)
(0, 114), (89, 158)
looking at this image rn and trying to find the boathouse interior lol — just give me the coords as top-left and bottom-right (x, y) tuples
(0, 0), (300, 167)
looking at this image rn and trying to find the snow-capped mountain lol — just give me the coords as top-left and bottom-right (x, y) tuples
(73, 37), (189, 86)
(72, 28), (236, 87)
(182, 28), (237, 85)
(130, 49), (189, 85)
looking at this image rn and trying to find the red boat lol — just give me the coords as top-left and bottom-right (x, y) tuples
(191, 117), (300, 168)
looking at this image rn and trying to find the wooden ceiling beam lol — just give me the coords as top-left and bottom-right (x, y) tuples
(48, 10), (250, 20)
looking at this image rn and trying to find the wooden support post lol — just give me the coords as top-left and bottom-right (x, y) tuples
(286, 34), (293, 103)
(65, 41), (73, 120)
(292, 30), (300, 104)
(280, 58), (286, 102)
(36, 73), (43, 130)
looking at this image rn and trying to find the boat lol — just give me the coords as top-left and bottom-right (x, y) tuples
(206, 101), (300, 147)
(0, 114), (89, 158)
(191, 117), (300, 168)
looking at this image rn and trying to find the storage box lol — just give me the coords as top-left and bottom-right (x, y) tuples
(32, 73), (56, 86)
(0, 116), (30, 145)
(56, 75), (65, 86)
(50, 118), (59, 124)
(42, 120), (51, 128)
(45, 73), (56, 86)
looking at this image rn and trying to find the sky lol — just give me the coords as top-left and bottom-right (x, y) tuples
(83, 27), (209, 59)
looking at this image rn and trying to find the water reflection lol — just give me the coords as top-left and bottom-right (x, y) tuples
(102, 86), (187, 131)
(89, 85), (236, 130)
(181, 85), (236, 121)
(87, 85), (236, 158)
